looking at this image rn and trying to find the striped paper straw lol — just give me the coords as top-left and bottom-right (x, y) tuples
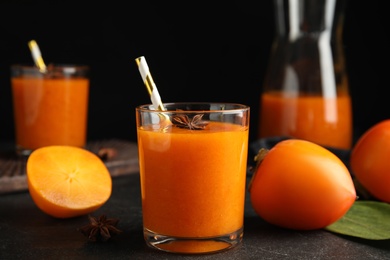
(28, 40), (47, 73)
(135, 56), (166, 111)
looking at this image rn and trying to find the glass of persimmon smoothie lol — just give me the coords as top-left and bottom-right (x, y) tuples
(136, 102), (250, 254)
(11, 64), (89, 156)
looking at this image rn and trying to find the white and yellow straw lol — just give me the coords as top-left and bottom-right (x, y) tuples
(135, 56), (166, 111)
(28, 40), (47, 73)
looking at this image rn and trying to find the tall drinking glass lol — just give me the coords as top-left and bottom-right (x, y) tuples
(11, 64), (89, 156)
(136, 102), (250, 254)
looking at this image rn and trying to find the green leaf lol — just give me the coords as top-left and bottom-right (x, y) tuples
(324, 200), (390, 240)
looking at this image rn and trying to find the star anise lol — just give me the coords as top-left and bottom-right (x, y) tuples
(78, 214), (122, 242)
(97, 147), (118, 161)
(172, 113), (209, 130)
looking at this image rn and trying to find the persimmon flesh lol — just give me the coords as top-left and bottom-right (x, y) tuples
(26, 145), (112, 218)
(249, 139), (356, 230)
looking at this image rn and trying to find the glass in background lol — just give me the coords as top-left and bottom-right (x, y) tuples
(11, 64), (89, 156)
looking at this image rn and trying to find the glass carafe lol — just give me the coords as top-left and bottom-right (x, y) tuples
(258, 0), (352, 149)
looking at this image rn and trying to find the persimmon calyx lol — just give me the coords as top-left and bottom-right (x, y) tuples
(248, 148), (269, 192)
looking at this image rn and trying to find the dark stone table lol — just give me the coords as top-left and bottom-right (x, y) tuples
(1, 172), (390, 260)
(1, 138), (390, 259)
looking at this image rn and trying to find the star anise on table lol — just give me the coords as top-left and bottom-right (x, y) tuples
(172, 113), (209, 130)
(97, 147), (118, 161)
(78, 214), (122, 242)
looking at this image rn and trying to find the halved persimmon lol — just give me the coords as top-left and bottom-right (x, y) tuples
(26, 145), (112, 218)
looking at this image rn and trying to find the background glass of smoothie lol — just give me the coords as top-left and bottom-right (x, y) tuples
(136, 102), (250, 254)
(11, 64), (89, 156)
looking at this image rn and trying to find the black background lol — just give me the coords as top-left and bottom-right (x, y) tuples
(0, 0), (388, 146)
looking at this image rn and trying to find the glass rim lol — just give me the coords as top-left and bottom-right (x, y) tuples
(11, 64), (89, 77)
(11, 64), (89, 71)
(136, 102), (250, 113)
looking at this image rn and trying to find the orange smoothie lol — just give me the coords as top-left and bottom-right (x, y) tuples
(137, 121), (249, 238)
(12, 76), (89, 151)
(259, 92), (352, 149)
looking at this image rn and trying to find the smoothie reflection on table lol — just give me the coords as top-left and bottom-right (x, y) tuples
(136, 102), (250, 254)
(11, 65), (89, 156)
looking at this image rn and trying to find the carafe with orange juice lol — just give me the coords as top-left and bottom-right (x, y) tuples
(136, 102), (249, 254)
(258, 0), (352, 150)
(11, 64), (89, 156)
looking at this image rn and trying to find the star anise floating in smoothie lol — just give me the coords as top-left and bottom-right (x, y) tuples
(78, 214), (122, 242)
(172, 113), (209, 130)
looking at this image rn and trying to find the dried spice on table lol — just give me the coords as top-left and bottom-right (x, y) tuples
(78, 214), (122, 242)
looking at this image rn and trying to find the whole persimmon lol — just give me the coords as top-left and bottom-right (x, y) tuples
(249, 139), (356, 230)
(350, 119), (390, 203)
